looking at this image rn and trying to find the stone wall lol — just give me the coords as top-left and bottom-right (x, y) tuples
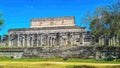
(0, 46), (120, 59)
(0, 48), (24, 59)
(0, 46), (95, 59)
(95, 47), (120, 60)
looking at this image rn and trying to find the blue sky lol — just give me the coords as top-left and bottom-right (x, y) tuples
(0, 0), (115, 35)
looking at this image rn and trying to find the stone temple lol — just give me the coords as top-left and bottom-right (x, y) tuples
(0, 16), (120, 59)
(8, 16), (91, 47)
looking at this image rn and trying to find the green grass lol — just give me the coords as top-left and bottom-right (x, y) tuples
(0, 57), (120, 68)
(0, 57), (120, 64)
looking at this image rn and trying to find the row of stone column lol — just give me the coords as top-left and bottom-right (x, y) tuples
(99, 36), (120, 46)
(8, 32), (84, 47)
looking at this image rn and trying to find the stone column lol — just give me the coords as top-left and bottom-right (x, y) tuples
(49, 36), (52, 47)
(11, 35), (13, 46)
(67, 32), (71, 46)
(70, 32), (73, 46)
(82, 33), (85, 46)
(11, 35), (13, 47)
(20, 35), (23, 47)
(52, 37), (55, 46)
(47, 35), (49, 47)
(19, 35), (22, 47)
(79, 32), (82, 46)
(38, 34), (41, 47)
(23, 35), (25, 47)
(44, 34), (47, 46)
(37, 34), (39, 47)
(110, 37), (112, 46)
(101, 37), (103, 46)
(31, 34), (33, 47)
(9, 34), (11, 47)
(112, 36), (115, 46)
(108, 37), (111, 46)
(50, 37), (52, 47)
(63, 33), (67, 47)
(29, 34), (31, 47)
(32, 34), (34, 47)
(99, 37), (101, 46)
(40, 34), (42, 46)
(51, 37), (53, 46)
(17, 34), (20, 47)
(19, 35), (21, 46)
(116, 35), (119, 46)
(56, 33), (60, 46)
(27, 34), (30, 47)
(15, 35), (18, 47)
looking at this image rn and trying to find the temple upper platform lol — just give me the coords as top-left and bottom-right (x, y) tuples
(30, 16), (75, 28)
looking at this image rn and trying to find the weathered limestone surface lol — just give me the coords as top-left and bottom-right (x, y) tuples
(0, 46), (95, 58)
(8, 28), (86, 47)
(31, 16), (75, 28)
(0, 46), (120, 59)
(0, 48), (24, 59)
(22, 46), (95, 58)
(95, 47), (120, 60)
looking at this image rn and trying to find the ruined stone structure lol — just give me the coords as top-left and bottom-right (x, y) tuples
(0, 16), (120, 59)
(8, 16), (91, 47)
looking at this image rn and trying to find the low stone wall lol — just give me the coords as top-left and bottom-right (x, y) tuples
(0, 52), (23, 59)
(95, 47), (120, 60)
(0, 48), (24, 59)
(22, 46), (95, 58)
(0, 46), (96, 59)
(0, 46), (120, 59)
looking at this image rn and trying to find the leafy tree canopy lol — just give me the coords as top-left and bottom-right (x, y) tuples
(84, 1), (120, 37)
(0, 13), (4, 30)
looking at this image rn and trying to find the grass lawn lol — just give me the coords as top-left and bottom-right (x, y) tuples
(0, 62), (120, 68)
(0, 57), (120, 63)
(0, 57), (120, 68)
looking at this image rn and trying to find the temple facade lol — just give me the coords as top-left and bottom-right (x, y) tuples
(8, 16), (90, 47)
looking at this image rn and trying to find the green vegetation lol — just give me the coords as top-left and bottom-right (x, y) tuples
(0, 57), (120, 63)
(0, 57), (120, 68)
(0, 13), (4, 30)
(83, 1), (120, 46)
(85, 1), (120, 36)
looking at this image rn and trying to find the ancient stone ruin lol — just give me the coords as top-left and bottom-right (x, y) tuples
(7, 16), (92, 47)
(1, 16), (119, 60)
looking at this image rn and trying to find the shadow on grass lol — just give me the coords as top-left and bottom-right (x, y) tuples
(66, 65), (120, 68)
(0, 65), (4, 68)
(66, 65), (96, 68)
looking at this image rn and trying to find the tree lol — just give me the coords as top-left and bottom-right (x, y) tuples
(84, 1), (120, 45)
(0, 13), (4, 30)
